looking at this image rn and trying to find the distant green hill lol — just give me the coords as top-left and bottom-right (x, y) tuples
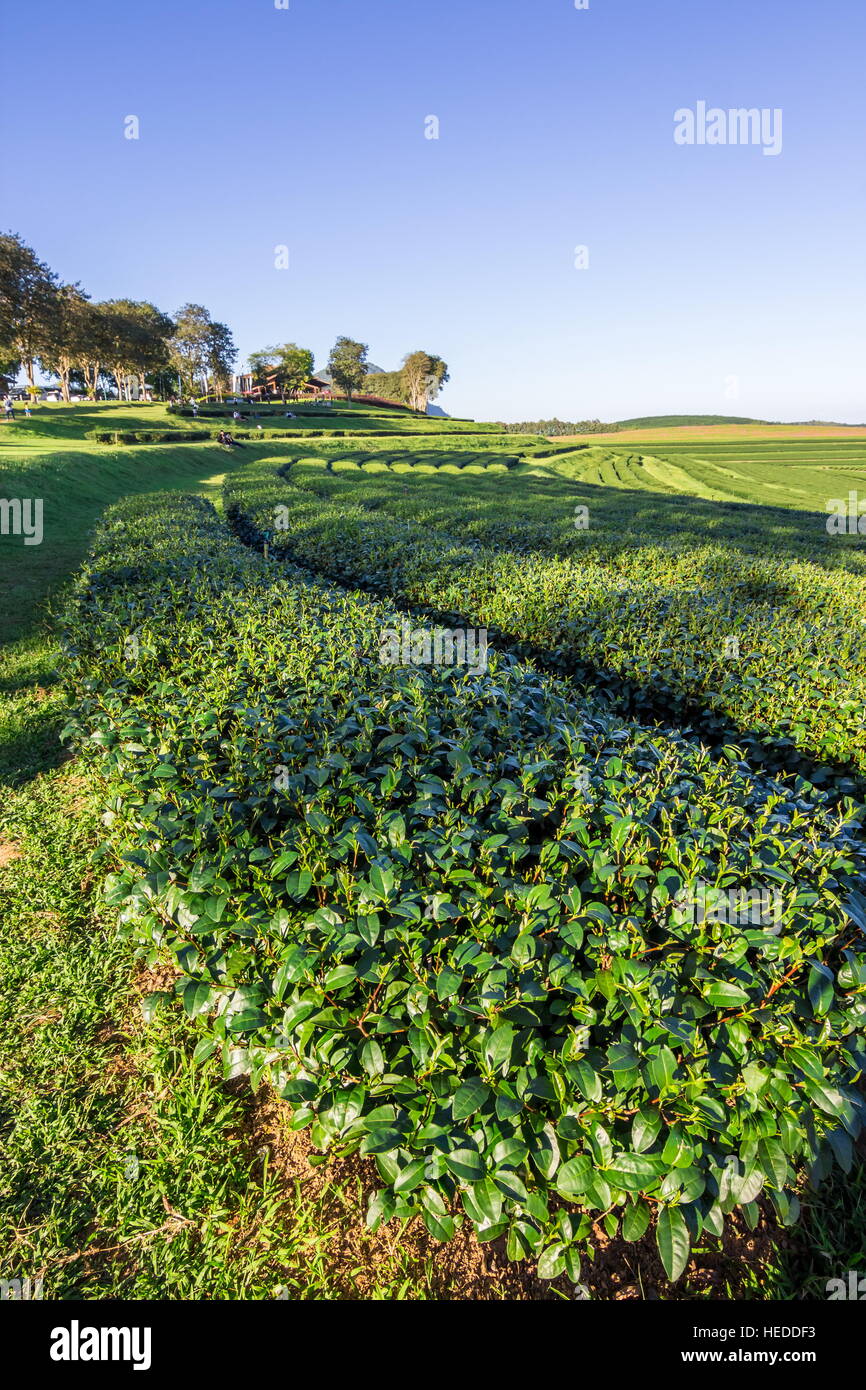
(615, 414), (765, 428)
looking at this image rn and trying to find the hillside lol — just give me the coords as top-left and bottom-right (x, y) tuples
(615, 414), (765, 428)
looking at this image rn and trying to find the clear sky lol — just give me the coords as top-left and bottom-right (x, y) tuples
(4, 0), (864, 422)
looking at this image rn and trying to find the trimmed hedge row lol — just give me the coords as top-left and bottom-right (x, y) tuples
(62, 491), (866, 1283)
(167, 406), (499, 433)
(223, 459), (866, 784)
(88, 429), (216, 444)
(86, 428), (352, 445)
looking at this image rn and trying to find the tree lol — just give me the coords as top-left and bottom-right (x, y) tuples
(204, 320), (236, 401)
(424, 355), (449, 408)
(401, 351), (450, 413)
(248, 342), (315, 400)
(247, 346), (279, 390)
(38, 283), (92, 401)
(101, 303), (132, 401)
(169, 303), (213, 397)
(67, 301), (120, 400)
(0, 233), (59, 389)
(99, 299), (174, 400)
(275, 343), (314, 398)
(127, 302), (175, 398)
(0, 352), (19, 387)
(327, 336), (368, 401)
(363, 371), (409, 405)
(169, 305), (235, 399)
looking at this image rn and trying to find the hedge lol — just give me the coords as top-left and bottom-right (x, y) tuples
(86, 429), (345, 445)
(222, 459), (866, 784)
(62, 492), (866, 1283)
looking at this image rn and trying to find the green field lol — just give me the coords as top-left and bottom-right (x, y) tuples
(3, 403), (866, 1301)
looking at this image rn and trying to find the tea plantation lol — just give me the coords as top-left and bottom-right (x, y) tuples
(4, 403), (866, 1298)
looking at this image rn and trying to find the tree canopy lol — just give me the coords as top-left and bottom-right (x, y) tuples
(169, 304), (236, 399)
(327, 336), (369, 400)
(401, 350), (450, 413)
(0, 232), (59, 387)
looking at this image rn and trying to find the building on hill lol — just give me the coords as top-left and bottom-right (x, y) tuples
(306, 371), (335, 393)
(235, 368), (332, 401)
(236, 362), (405, 406)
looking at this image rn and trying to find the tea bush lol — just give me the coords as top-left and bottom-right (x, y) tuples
(224, 458), (866, 782)
(63, 492), (866, 1282)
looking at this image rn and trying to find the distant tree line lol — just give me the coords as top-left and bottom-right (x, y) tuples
(0, 231), (236, 400)
(498, 418), (620, 435)
(1, 230), (452, 411)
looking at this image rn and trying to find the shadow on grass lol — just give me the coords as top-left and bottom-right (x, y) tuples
(0, 696), (69, 786)
(0, 444), (241, 648)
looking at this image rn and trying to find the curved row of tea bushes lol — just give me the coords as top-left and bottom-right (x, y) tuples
(224, 460), (866, 782)
(63, 492), (866, 1282)
(88, 428), (315, 445)
(283, 446), (866, 578)
(280, 433), (541, 456)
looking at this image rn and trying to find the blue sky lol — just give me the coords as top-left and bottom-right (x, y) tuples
(4, 0), (865, 421)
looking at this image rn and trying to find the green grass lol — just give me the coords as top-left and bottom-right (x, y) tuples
(0, 440), (237, 646)
(631, 442), (866, 511)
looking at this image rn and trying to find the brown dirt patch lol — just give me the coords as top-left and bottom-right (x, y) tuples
(133, 960), (183, 996)
(0, 840), (23, 869)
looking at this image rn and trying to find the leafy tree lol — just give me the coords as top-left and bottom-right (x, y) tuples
(38, 283), (92, 401)
(99, 299), (175, 400)
(0, 233), (59, 389)
(425, 355), (449, 407)
(327, 336), (368, 401)
(169, 305), (235, 400)
(129, 302), (175, 397)
(275, 343), (314, 398)
(77, 302), (120, 400)
(247, 347), (279, 387)
(204, 319), (236, 401)
(401, 350), (450, 413)
(498, 418), (618, 435)
(364, 371), (409, 405)
(169, 303), (213, 397)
